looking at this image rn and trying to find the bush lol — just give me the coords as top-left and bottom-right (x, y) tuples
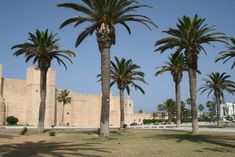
(49, 131), (56, 136)
(123, 124), (128, 128)
(143, 119), (160, 125)
(226, 115), (233, 121)
(6, 116), (18, 125)
(20, 127), (28, 135)
(130, 122), (138, 126)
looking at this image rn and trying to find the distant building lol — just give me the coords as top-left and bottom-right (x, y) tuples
(221, 102), (235, 118)
(0, 64), (147, 127)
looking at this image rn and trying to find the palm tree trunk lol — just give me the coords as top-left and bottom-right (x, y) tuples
(168, 112), (172, 124)
(188, 68), (199, 133)
(61, 103), (65, 125)
(99, 46), (111, 139)
(38, 69), (48, 133)
(119, 89), (125, 130)
(175, 81), (181, 127)
(215, 93), (221, 126)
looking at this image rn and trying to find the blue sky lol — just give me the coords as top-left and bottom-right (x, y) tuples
(0, 0), (234, 113)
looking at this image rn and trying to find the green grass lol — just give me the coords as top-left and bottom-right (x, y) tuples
(0, 129), (235, 157)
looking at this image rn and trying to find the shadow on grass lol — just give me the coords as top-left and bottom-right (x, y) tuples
(0, 134), (16, 139)
(145, 131), (235, 151)
(0, 141), (110, 157)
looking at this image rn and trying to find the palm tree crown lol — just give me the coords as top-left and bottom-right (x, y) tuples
(199, 72), (235, 98)
(110, 56), (147, 94)
(155, 52), (187, 82)
(155, 14), (226, 70)
(158, 98), (176, 124)
(12, 29), (76, 70)
(57, 89), (72, 105)
(57, 0), (157, 47)
(216, 37), (235, 69)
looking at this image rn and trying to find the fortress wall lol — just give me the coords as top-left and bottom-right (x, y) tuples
(55, 91), (134, 127)
(25, 67), (56, 126)
(2, 78), (26, 124)
(69, 93), (102, 127)
(110, 96), (120, 127)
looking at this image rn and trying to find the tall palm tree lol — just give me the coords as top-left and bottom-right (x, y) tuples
(216, 37), (235, 69)
(110, 56), (146, 129)
(158, 98), (176, 124)
(155, 52), (187, 127)
(57, 89), (72, 125)
(12, 29), (76, 132)
(155, 14), (226, 133)
(199, 72), (235, 126)
(57, 0), (156, 138)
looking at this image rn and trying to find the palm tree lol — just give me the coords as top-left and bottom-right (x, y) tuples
(158, 99), (176, 124)
(198, 104), (205, 113)
(12, 29), (76, 132)
(181, 102), (191, 122)
(199, 72), (235, 126)
(57, 0), (156, 138)
(57, 89), (72, 125)
(155, 14), (226, 133)
(110, 56), (146, 129)
(155, 52), (187, 127)
(216, 37), (235, 69)
(152, 112), (158, 119)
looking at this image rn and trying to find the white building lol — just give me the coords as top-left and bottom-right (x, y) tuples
(220, 102), (235, 118)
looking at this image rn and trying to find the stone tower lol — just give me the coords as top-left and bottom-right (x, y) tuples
(25, 67), (56, 126)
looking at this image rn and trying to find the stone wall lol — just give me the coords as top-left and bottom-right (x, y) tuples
(0, 65), (147, 127)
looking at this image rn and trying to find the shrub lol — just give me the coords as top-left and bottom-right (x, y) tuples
(130, 122), (138, 126)
(49, 131), (56, 136)
(226, 115), (233, 121)
(123, 124), (128, 128)
(143, 119), (160, 125)
(20, 127), (28, 135)
(6, 116), (18, 125)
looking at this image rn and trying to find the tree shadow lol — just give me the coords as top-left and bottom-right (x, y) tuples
(145, 131), (235, 152)
(0, 141), (111, 157)
(0, 134), (16, 139)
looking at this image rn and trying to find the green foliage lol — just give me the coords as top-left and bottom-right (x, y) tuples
(57, 0), (157, 47)
(143, 119), (161, 125)
(155, 52), (187, 83)
(216, 37), (235, 69)
(198, 104), (205, 112)
(130, 122), (138, 126)
(198, 113), (208, 122)
(109, 56), (147, 95)
(6, 116), (18, 125)
(49, 131), (56, 136)
(199, 72), (235, 99)
(12, 29), (76, 70)
(57, 89), (72, 105)
(206, 101), (215, 112)
(20, 127), (28, 135)
(123, 124), (128, 129)
(225, 115), (234, 121)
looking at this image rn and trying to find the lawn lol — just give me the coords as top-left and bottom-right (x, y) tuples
(0, 129), (235, 157)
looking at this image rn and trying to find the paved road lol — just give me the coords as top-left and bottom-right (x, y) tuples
(1, 125), (235, 132)
(157, 126), (235, 132)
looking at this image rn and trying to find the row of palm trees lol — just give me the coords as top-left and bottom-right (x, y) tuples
(10, 0), (235, 138)
(154, 14), (235, 133)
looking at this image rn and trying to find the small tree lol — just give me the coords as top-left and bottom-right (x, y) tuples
(158, 99), (176, 124)
(57, 89), (72, 125)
